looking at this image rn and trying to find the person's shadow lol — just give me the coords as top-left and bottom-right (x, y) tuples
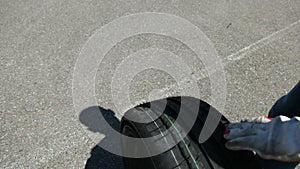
(79, 106), (124, 169)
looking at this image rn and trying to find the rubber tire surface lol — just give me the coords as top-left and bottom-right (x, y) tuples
(121, 96), (262, 169)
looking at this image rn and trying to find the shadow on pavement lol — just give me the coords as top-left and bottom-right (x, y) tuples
(79, 106), (123, 169)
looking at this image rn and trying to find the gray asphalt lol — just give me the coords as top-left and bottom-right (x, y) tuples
(1, 0), (299, 168)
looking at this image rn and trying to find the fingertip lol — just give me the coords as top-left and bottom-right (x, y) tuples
(225, 141), (240, 151)
(223, 132), (231, 140)
(225, 141), (233, 150)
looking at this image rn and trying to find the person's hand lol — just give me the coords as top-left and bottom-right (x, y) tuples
(224, 116), (300, 162)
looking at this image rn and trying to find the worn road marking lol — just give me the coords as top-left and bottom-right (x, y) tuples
(226, 20), (300, 62)
(156, 19), (300, 100)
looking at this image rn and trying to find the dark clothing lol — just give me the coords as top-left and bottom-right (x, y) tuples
(269, 81), (300, 118)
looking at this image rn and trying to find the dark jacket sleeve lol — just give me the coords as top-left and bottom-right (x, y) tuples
(269, 81), (300, 118)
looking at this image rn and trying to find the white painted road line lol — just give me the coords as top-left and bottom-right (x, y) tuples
(226, 20), (300, 62)
(156, 19), (300, 98)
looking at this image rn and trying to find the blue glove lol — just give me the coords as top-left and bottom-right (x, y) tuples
(224, 116), (300, 162)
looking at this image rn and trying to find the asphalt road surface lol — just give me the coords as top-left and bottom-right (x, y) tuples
(1, 0), (299, 168)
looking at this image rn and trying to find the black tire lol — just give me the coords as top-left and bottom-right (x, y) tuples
(121, 96), (262, 169)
